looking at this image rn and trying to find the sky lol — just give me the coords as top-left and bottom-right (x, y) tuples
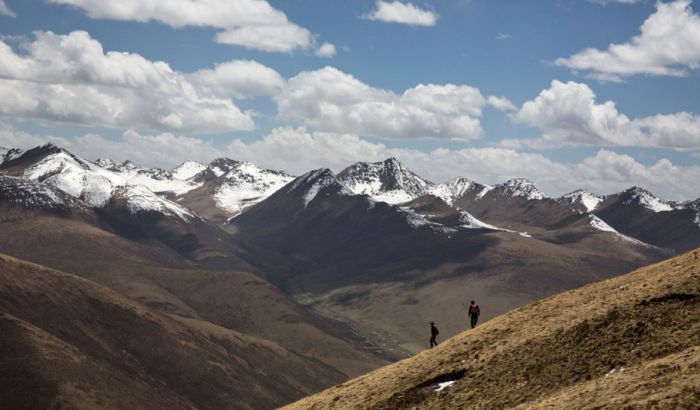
(0, 0), (699, 200)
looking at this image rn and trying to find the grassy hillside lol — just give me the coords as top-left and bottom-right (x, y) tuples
(0, 253), (346, 410)
(285, 248), (700, 409)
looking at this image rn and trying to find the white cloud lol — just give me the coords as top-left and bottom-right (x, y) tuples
(0, 31), (293, 133)
(276, 66), (485, 140)
(187, 60), (285, 99)
(3, 124), (698, 200)
(214, 24), (312, 53)
(365, 1), (438, 27)
(495, 33), (512, 40)
(556, 0), (700, 81)
(515, 80), (700, 153)
(48, 0), (314, 53)
(487, 95), (517, 112)
(315, 42), (337, 58)
(0, 0), (15, 17)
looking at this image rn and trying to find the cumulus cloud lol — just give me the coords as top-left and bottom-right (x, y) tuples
(514, 80), (700, 153)
(365, 1), (438, 26)
(276, 66), (485, 140)
(556, 0), (700, 81)
(487, 95), (517, 112)
(187, 60), (285, 99)
(0, 31), (289, 133)
(3, 124), (698, 200)
(0, 0), (15, 17)
(48, 0), (313, 53)
(315, 42), (337, 58)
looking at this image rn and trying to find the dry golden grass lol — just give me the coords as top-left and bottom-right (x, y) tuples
(284, 248), (700, 409)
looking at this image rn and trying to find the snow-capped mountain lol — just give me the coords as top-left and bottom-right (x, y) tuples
(430, 177), (493, 204)
(619, 186), (679, 213)
(0, 175), (84, 210)
(286, 168), (352, 208)
(491, 178), (547, 200)
(337, 158), (433, 204)
(94, 158), (202, 196)
(172, 161), (207, 181)
(213, 161), (294, 214)
(0, 144), (195, 220)
(559, 189), (604, 213)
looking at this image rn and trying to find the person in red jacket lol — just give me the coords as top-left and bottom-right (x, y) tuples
(468, 300), (480, 328)
(429, 321), (439, 348)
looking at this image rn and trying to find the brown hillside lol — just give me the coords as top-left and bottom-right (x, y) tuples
(0, 253), (346, 410)
(285, 248), (700, 409)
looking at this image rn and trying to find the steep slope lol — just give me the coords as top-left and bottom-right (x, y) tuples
(593, 187), (700, 252)
(0, 253), (345, 410)
(337, 158), (434, 204)
(285, 248), (700, 409)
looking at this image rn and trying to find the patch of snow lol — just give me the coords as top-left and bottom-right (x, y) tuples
(430, 177), (474, 204)
(0, 176), (80, 209)
(519, 232), (532, 238)
(435, 380), (457, 392)
(23, 151), (123, 207)
(589, 215), (617, 233)
(695, 212), (700, 229)
(624, 187), (673, 213)
(119, 185), (196, 220)
(289, 169), (352, 208)
(458, 211), (501, 230)
(476, 185), (493, 199)
(171, 161), (207, 180)
(399, 207), (456, 233)
(560, 189), (603, 213)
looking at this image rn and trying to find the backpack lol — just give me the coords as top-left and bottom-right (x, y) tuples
(470, 304), (479, 314)
(434, 326), (439, 335)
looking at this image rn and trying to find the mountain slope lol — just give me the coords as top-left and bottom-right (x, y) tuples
(0, 195), (389, 378)
(593, 187), (700, 252)
(0, 253), (346, 410)
(285, 248), (700, 409)
(231, 170), (667, 355)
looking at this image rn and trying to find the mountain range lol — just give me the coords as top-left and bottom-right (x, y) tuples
(0, 143), (698, 408)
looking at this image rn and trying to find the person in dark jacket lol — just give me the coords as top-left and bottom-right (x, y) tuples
(429, 321), (439, 348)
(468, 300), (480, 328)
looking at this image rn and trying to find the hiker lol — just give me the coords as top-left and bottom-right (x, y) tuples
(468, 300), (480, 329)
(429, 321), (439, 348)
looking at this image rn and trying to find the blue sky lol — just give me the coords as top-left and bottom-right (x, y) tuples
(0, 0), (699, 199)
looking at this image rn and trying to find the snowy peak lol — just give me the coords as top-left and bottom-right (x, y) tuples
(559, 189), (604, 213)
(1, 144), (197, 222)
(337, 157), (433, 204)
(430, 177), (495, 204)
(493, 178), (547, 200)
(288, 168), (351, 207)
(208, 158), (243, 177)
(213, 161), (294, 214)
(621, 186), (675, 213)
(172, 161), (207, 181)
